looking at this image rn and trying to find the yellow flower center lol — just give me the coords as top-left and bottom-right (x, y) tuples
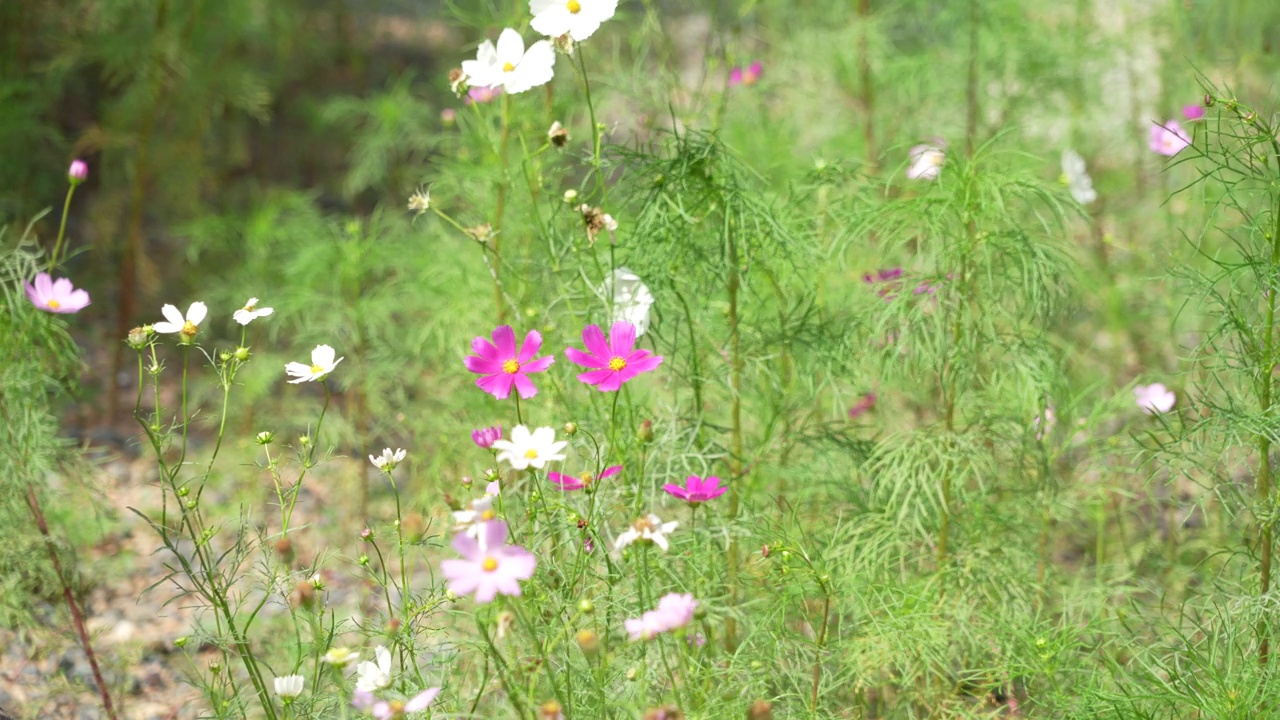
(524, 449), (539, 459)
(567, 0), (582, 12)
(483, 557), (499, 572)
(244, 302), (256, 311)
(310, 364), (325, 374)
(47, 299), (61, 309)
(502, 62), (515, 73)
(181, 321), (198, 336)
(502, 359), (520, 374)
(481, 509), (497, 520)
(580, 472), (594, 485)
(633, 517), (654, 532)
(388, 701), (405, 715)
(608, 356), (626, 371)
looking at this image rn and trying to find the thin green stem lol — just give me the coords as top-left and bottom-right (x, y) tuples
(47, 184), (77, 272)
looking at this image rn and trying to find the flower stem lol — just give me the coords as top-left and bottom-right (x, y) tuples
(492, 92), (512, 323)
(47, 183), (78, 272)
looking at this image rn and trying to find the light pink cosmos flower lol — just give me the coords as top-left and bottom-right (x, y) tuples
(728, 61), (763, 87)
(472, 425), (503, 448)
(564, 321), (664, 392)
(352, 687), (441, 719)
(1134, 383), (1176, 415)
(466, 326), (555, 400)
(625, 592), (697, 641)
(467, 85), (503, 104)
(1182, 104), (1206, 121)
(662, 475), (727, 504)
(847, 393), (877, 419)
(24, 273), (90, 314)
(441, 520), (536, 603)
(1150, 121), (1191, 156)
(549, 465), (622, 491)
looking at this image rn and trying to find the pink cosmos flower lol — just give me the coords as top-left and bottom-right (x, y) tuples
(467, 85), (503, 104)
(1150, 121), (1191, 156)
(662, 475), (727, 504)
(472, 425), (503, 448)
(68, 160), (88, 184)
(864, 267), (904, 301)
(441, 521), (536, 603)
(564, 321), (664, 391)
(24, 273), (90, 314)
(1182, 104), (1206, 121)
(353, 687), (441, 718)
(625, 592), (698, 641)
(1134, 383), (1176, 415)
(848, 393), (877, 419)
(549, 465), (622, 491)
(729, 61), (763, 87)
(465, 326), (555, 400)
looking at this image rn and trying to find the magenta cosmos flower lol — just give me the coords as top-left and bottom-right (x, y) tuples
(662, 475), (728, 504)
(1150, 120), (1191, 156)
(549, 465), (621, 491)
(441, 520), (535, 603)
(1182, 104), (1206, 121)
(565, 321), (663, 392)
(729, 61), (763, 87)
(25, 273), (90, 314)
(466, 326), (555, 400)
(472, 425), (502, 448)
(847, 393), (877, 419)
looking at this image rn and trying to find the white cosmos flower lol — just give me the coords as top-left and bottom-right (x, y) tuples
(906, 142), (946, 181)
(285, 344), (344, 384)
(453, 481), (503, 541)
(615, 513), (679, 552)
(233, 297), (274, 326)
(492, 425), (568, 470)
(320, 647), (359, 668)
(355, 645), (392, 693)
(601, 267), (655, 336)
(153, 302), (208, 343)
(1061, 149), (1097, 205)
(461, 29), (555, 95)
(273, 674), (305, 699)
(369, 447), (407, 471)
(530, 0), (618, 42)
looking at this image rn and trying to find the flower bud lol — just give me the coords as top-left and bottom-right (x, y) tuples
(210, 661), (223, 674)
(386, 618), (402, 635)
(575, 629), (599, 655)
(174, 636), (188, 649)
(291, 581), (316, 609)
(484, 467), (500, 481)
(274, 537), (294, 562)
(219, 351), (232, 362)
(578, 598), (595, 614)
(563, 189), (578, 203)
(234, 346), (250, 362)
(68, 160), (88, 185)
(1204, 93), (1215, 108)
(299, 435), (311, 446)
(185, 499), (196, 510)
(638, 419), (654, 443)
(548, 121), (569, 148)
(255, 431), (274, 445)
(461, 475), (474, 488)
(358, 554), (370, 566)
(563, 421), (577, 436)
(747, 700), (773, 720)
(310, 572), (325, 590)
(761, 544), (770, 559)
(441, 108), (457, 126)
(626, 667), (638, 681)
(126, 326), (151, 349)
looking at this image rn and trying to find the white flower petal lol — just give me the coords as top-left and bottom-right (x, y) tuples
(186, 302), (208, 326)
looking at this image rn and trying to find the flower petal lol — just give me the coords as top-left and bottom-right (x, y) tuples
(517, 330), (543, 363)
(186, 302), (208, 326)
(609, 321), (636, 355)
(581, 324), (611, 359)
(492, 325), (518, 357)
(160, 304), (185, 326)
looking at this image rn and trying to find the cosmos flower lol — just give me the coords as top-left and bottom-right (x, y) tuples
(441, 520), (536, 603)
(1134, 383), (1176, 414)
(907, 141), (946, 180)
(352, 687), (442, 719)
(615, 514), (678, 552)
(285, 345), (344, 384)
(233, 297), (274, 325)
(625, 593), (698, 641)
(661, 475), (728, 504)
(465, 326), (555, 400)
(472, 425), (503, 448)
(492, 425), (568, 471)
(153, 302), (208, 343)
(548, 465), (621, 491)
(68, 160), (88, 184)
(847, 393), (877, 418)
(369, 448), (407, 472)
(530, 0), (618, 42)
(273, 674), (305, 699)
(600, 268), (655, 336)
(564, 321), (664, 391)
(466, 85), (503, 104)
(1150, 121), (1191, 156)
(1182, 104), (1206, 121)
(355, 646), (392, 693)
(728, 61), (763, 87)
(460, 29), (555, 95)
(321, 647), (359, 667)
(1060, 149), (1097, 205)
(24, 273), (90, 314)
(453, 481), (502, 539)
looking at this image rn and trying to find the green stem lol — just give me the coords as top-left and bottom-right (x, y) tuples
(493, 93), (511, 323)
(47, 184), (77, 272)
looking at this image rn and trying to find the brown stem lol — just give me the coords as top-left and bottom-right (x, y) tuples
(25, 485), (120, 720)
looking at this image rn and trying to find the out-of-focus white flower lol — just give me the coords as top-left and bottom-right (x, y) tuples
(906, 142), (946, 181)
(1135, 383), (1176, 415)
(453, 481), (503, 541)
(321, 647), (359, 668)
(285, 345), (344, 384)
(233, 297), (274, 326)
(154, 302), (208, 343)
(530, 0), (618, 42)
(600, 267), (655, 336)
(408, 187), (431, 216)
(273, 674), (305, 699)
(615, 513), (678, 552)
(461, 29), (555, 95)
(355, 645), (393, 693)
(369, 447), (407, 471)
(1060, 150), (1097, 205)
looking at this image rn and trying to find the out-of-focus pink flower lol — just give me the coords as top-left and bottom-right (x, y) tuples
(661, 475), (727, 504)
(728, 61), (763, 87)
(441, 108), (458, 125)
(907, 141), (946, 180)
(625, 592), (697, 641)
(1134, 383), (1176, 415)
(864, 268), (904, 301)
(549, 465), (622, 491)
(441, 521), (536, 603)
(1150, 121), (1191, 156)
(467, 85), (503, 104)
(1033, 406), (1056, 440)
(848, 393), (877, 419)
(68, 160), (88, 184)
(1182, 104), (1206, 121)
(472, 425), (503, 449)
(466, 326), (555, 400)
(24, 273), (90, 314)
(564, 321), (663, 392)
